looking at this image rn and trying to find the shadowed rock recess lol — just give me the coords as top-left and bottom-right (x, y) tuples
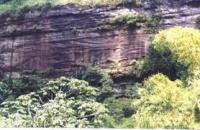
(0, 0), (199, 75)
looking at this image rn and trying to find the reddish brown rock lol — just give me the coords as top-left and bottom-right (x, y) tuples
(0, 1), (199, 75)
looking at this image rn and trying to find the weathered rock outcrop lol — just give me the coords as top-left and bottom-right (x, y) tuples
(0, 0), (199, 75)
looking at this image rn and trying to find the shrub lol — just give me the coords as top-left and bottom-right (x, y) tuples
(130, 73), (200, 128)
(146, 14), (162, 31)
(125, 82), (141, 98)
(196, 16), (200, 25)
(111, 12), (146, 27)
(129, 59), (146, 79)
(100, 97), (135, 128)
(74, 65), (113, 93)
(1, 75), (46, 98)
(104, 97), (134, 120)
(74, 66), (114, 102)
(0, 82), (10, 103)
(145, 27), (200, 80)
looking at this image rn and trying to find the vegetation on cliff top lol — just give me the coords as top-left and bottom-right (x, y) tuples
(0, 0), (146, 15)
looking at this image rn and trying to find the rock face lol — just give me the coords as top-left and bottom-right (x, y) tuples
(0, 0), (199, 75)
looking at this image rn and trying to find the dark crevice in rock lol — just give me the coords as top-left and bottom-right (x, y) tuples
(184, 0), (200, 7)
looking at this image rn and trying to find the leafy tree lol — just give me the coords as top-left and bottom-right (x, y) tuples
(103, 97), (134, 124)
(0, 75), (46, 104)
(0, 82), (10, 103)
(74, 65), (113, 93)
(0, 77), (108, 127)
(124, 27), (200, 129)
(130, 73), (200, 128)
(145, 27), (200, 80)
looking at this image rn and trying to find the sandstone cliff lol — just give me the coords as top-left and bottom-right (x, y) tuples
(0, 0), (199, 75)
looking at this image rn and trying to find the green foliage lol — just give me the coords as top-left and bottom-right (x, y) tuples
(126, 27), (200, 129)
(0, 82), (10, 103)
(33, 91), (107, 127)
(129, 59), (146, 79)
(0, 0), (137, 16)
(74, 66), (114, 102)
(123, 27), (200, 129)
(196, 16), (200, 24)
(104, 97), (134, 119)
(0, 75), (46, 105)
(125, 83), (141, 98)
(74, 65), (113, 93)
(0, 24), (43, 36)
(0, 77), (108, 127)
(0, 0), (149, 13)
(108, 12), (162, 29)
(111, 12), (146, 27)
(40, 77), (98, 98)
(1, 75), (46, 98)
(99, 97), (135, 128)
(145, 27), (200, 80)
(130, 73), (200, 128)
(98, 114), (117, 128)
(145, 44), (188, 80)
(146, 14), (162, 31)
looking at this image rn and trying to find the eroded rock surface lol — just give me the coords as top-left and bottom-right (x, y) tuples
(0, 0), (199, 75)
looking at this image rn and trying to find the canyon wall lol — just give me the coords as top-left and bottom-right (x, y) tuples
(0, 0), (199, 75)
